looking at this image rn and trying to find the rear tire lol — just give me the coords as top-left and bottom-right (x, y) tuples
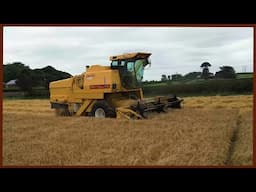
(91, 100), (116, 118)
(55, 108), (71, 116)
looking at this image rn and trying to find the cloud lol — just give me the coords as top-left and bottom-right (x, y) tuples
(3, 26), (253, 81)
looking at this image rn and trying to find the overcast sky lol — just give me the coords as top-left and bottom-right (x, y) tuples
(3, 27), (254, 81)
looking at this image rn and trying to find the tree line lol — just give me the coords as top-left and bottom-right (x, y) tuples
(3, 62), (71, 93)
(160, 62), (237, 81)
(143, 78), (253, 97)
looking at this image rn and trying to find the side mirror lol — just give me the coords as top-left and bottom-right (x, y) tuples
(143, 58), (151, 67)
(147, 58), (151, 64)
(144, 58), (151, 68)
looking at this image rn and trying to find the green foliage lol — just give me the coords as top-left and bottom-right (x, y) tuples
(200, 62), (211, 68)
(143, 82), (167, 87)
(40, 66), (71, 89)
(200, 61), (212, 79)
(183, 72), (201, 80)
(16, 68), (34, 93)
(32, 69), (46, 87)
(201, 68), (210, 79)
(161, 74), (168, 81)
(143, 78), (253, 97)
(215, 66), (236, 79)
(171, 74), (183, 81)
(236, 73), (253, 79)
(3, 62), (30, 82)
(4, 62), (72, 97)
(4, 62), (71, 88)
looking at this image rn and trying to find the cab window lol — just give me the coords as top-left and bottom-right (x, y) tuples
(111, 61), (118, 67)
(127, 61), (134, 72)
(135, 59), (144, 82)
(120, 60), (125, 66)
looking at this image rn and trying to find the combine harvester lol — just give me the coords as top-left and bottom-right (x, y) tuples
(49, 52), (183, 119)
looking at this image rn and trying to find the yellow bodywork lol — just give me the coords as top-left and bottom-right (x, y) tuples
(50, 65), (121, 103)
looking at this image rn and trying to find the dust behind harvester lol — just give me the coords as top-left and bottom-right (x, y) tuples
(49, 52), (183, 119)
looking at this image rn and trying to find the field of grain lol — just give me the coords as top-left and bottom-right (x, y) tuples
(2, 95), (253, 166)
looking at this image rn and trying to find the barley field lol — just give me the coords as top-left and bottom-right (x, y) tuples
(2, 95), (253, 166)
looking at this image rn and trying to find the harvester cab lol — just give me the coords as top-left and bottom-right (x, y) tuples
(110, 53), (151, 89)
(49, 52), (183, 119)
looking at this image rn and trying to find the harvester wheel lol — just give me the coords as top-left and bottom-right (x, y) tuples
(91, 100), (116, 118)
(55, 108), (71, 116)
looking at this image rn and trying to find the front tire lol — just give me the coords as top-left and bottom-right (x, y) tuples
(91, 100), (116, 118)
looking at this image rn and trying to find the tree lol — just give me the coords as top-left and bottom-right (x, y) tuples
(171, 74), (183, 81)
(16, 68), (34, 93)
(167, 75), (171, 81)
(3, 62), (30, 82)
(215, 66), (236, 79)
(183, 72), (201, 80)
(200, 62), (211, 68)
(4, 62), (72, 97)
(32, 69), (46, 87)
(161, 74), (167, 81)
(200, 62), (212, 79)
(40, 66), (71, 89)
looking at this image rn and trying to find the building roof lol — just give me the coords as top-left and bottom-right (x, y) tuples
(6, 79), (17, 85)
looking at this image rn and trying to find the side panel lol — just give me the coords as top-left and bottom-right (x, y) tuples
(49, 78), (73, 103)
(49, 66), (134, 105)
(84, 69), (122, 92)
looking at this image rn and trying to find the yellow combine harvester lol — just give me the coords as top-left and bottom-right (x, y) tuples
(49, 52), (183, 119)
